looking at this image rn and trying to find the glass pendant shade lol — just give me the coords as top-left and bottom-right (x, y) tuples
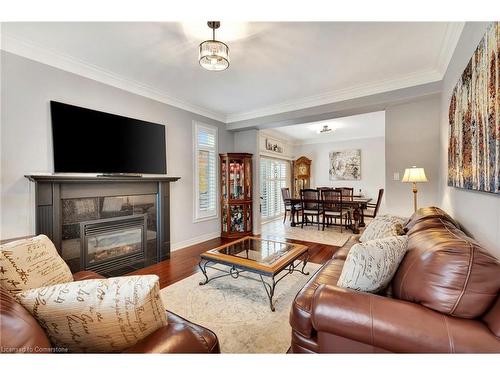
(199, 40), (229, 71)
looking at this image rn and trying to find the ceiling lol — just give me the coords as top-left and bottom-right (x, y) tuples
(1, 22), (463, 122)
(268, 111), (385, 144)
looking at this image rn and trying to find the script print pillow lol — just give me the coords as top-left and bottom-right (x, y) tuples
(359, 214), (407, 242)
(0, 234), (73, 295)
(338, 235), (408, 293)
(17, 275), (168, 353)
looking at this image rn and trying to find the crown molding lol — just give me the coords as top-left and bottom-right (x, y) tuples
(435, 22), (465, 76)
(0, 32), (227, 123)
(1, 22), (465, 125)
(225, 68), (442, 123)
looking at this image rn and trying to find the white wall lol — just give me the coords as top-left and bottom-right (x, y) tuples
(385, 94), (441, 217)
(0, 51), (234, 248)
(438, 22), (500, 257)
(293, 137), (386, 209)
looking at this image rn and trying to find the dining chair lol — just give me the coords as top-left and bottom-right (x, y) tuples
(281, 187), (300, 223)
(339, 187), (354, 201)
(300, 189), (323, 230)
(364, 188), (384, 218)
(321, 189), (352, 232)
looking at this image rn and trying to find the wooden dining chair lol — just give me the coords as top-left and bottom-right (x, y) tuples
(281, 187), (300, 223)
(364, 188), (384, 218)
(321, 189), (352, 232)
(300, 189), (323, 230)
(339, 187), (354, 201)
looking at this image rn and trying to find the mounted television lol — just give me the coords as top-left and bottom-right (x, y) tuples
(50, 101), (166, 174)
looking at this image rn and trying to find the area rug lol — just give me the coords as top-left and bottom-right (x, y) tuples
(261, 219), (352, 247)
(160, 262), (322, 353)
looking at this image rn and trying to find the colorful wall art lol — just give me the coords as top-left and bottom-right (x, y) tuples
(448, 22), (499, 193)
(329, 149), (361, 180)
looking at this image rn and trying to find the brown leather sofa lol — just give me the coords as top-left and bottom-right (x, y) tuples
(0, 270), (220, 354)
(290, 207), (500, 353)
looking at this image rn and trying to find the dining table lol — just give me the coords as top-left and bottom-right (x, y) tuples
(286, 196), (372, 234)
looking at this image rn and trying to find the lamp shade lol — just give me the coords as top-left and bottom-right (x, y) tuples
(402, 166), (428, 183)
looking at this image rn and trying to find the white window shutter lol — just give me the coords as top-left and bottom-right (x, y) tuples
(194, 122), (218, 222)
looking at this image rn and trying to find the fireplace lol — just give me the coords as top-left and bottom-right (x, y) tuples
(25, 174), (180, 277)
(81, 214), (147, 275)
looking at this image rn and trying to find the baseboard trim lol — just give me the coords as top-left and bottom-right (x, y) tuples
(171, 231), (220, 252)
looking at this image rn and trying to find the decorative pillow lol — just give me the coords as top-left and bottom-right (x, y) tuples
(337, 235), (408, 293)
(17, 275), (168, 353)
(0, 235), (73, 295)
(359, 214), (407, 242)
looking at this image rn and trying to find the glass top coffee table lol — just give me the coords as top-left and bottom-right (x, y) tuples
(198, 236), (310, 311)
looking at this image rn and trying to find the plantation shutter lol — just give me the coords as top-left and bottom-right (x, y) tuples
(260, 157), (289, 220)
(194, 123), (217, 221)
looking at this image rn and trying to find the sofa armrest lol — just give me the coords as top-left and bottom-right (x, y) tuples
(311, 284), (500, 353)
(124, 311), (220, 353)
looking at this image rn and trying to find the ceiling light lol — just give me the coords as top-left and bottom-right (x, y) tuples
(199, 21), (229, 72)
(318, 125), (333, 134)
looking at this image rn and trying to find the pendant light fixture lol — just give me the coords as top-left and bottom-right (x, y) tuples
(318, 125), (333, 134)
(199, 21), (230, 71)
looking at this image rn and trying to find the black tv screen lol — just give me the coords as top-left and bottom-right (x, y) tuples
(51, 101), (166, 174)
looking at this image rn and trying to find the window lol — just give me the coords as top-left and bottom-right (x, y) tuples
(193, 122), (218, 222)
(260, 157), (289, 221)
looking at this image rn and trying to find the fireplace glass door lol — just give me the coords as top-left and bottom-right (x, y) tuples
(86, 227), (143, 265)
(81, 214), (147, 274)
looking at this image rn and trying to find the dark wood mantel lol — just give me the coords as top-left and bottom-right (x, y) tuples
(25, 173), (181, 276)
(25, 173), (181, 183)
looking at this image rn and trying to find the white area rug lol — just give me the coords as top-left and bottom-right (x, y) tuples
(261, 219), (352, 247)
(161, 262), (322, 353)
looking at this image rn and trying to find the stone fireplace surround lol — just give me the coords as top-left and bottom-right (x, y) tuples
(25, 174), (180, 277)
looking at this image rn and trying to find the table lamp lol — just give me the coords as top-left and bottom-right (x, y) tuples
(402, 166), (428, 212)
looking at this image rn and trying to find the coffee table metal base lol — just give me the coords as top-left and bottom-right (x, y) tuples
(198, 251), (310, 312)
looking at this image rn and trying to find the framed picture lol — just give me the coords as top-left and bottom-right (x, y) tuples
(329, 149), (361, 180)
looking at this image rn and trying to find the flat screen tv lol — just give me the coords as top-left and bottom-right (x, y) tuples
(51, 101), (166, 174)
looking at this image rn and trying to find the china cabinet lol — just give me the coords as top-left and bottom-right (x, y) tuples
(220, 153), (253, 238)
(292, 156), (312, 198)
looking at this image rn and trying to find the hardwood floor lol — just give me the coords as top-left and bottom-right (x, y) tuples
(128, 236), (339, 289)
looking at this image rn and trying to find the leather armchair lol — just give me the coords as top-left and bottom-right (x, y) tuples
(1, 270), (220, 354)
(290, 207), (500, 353)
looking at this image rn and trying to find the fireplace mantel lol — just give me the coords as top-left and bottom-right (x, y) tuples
(25, 173), (180, 276)
(25, 173), (181, 183)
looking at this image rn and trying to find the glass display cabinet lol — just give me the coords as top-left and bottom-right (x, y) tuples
(220, 153), (253, 238)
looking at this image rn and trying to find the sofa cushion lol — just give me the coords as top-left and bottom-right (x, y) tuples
(338, 236), (408, 293)
(0, 235), (73, 296)
(393, 219), (500, 319)
(17, 275), (168, 353)
(290, 258), (344, 338)
(359, 214), (406, 242)
(404, 206), (459, 232)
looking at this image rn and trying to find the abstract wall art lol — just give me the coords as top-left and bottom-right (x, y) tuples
(448, 22), (499, 194)
(329, 149), (361, 180)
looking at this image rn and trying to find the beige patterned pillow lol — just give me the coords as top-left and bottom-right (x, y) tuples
(359, 214), (407, 242)
(0, 235), (73, 295)
(337, 235), (408, 293)
(17, 275), (168, 353)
